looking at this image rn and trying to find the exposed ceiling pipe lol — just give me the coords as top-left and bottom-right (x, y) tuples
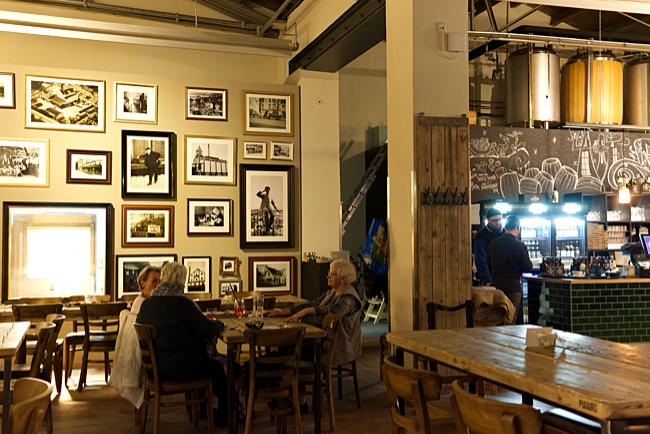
(258, 0), (292, 36)
(498, 5), (543, 32)
(197, 0), (269, 26)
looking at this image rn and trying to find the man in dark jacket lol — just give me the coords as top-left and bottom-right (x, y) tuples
(473, 207), (504, 284)
(140, 145), (160, 185)
(487, 214), (532, 319)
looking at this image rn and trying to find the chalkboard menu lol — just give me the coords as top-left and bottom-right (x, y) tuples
(470, 126), (650, 202)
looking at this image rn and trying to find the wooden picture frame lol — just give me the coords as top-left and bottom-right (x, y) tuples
(270, 141), (293, 161)
(0, 72), (15, 109)
(187, 198), (232, 236)
(185, 87), (227, 121)
(248, 256), (295, 295)
(184, 135), (236, 185)
(182, 256), (211, 294)
(25, 74), (105, 132)
(121, 130), (176, 199)
(243, 141), (266, 160)
(219, 256), (239, 276)
(0, 138), (49, 187)
(122, 204), (174, 247)
(66, 149), (111, 184)
(116, 254), (176, 299)
(243, 90), (292, 136)
(115, 82), (158, 124)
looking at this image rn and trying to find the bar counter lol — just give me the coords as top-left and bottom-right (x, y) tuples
(524, 275), (650, 343)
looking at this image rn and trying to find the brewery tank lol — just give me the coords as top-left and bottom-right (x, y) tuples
(624, 56), (650, 126)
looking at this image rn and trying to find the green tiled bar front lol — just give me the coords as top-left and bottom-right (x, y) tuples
(525, 277), (650, 343)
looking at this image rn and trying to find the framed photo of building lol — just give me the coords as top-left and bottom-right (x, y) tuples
(0, 138), (49, 187)
(243, 90), (292, 136)
(121, 130), (175, 199)
(219, 280), (241, 297)
(184, 135), (236, 185)
(0, 72), (15, 109)
(270, 142), (293, 161)
(240, 164), (294, 249)
(66, 149), (111, 184)
(243, 141), (266, 160)
(219, 256), (239, 276)
(187, 198), (232, 236)
(182, 256), (211, 294)
(25, 75), (105, 132)
(248, 256), (295, 294)
(115, 82), (157, 124)
(185, 87), (227, 121)
(122, 204), (174, 247)
(116, 254), (176, 299)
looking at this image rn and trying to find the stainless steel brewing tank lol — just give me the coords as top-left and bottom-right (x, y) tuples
(506, 46), (561, 127)
(624, 57), (650, 126)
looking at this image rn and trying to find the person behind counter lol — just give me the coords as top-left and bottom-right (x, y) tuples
(473, 207), (504, 285)
(487, 214), (532, 321)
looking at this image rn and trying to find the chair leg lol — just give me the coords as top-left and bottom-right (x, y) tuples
(66, 343), (77, 384)
(325, 372), (335, 431)
(192, 390), (200, 428)
(77, 346), (90, 392)
(104, 351), (110, 383)
(337, 365), (343, 400)
(351, 360), (361, 409)
(139, 392), (149, 434)
(54, 348), (63, 394)
(244, 384), (255, 434)
(206, 383), (214, 434)
(153, 392), (161, 434)
(46, 400), (53, 433)
(292, 380), (303, 434)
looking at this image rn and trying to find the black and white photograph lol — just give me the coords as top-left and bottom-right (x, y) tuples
(184, 135), (236, 185)
(122, 130), (175, 199)
(115, 83), (157, 124)
(116, 254), (176, 298)
(248, 256), (294, 294)
(25, 75), (105, 132)
(243, 90), (292, 136)
(0, 138), (48, 187)
(187, 198), (232, 236)
(122, 204), (174, 247)
(243, 141), (266, 160)
(186, 87), (227, 121)
(0, 72), (15, 109)
(270, 141), (293, 161)
(182, 256), (211, 294)
(219, 256), (239, 276)
(240, 164), (294, 248)
(66, 149), (111, 184)
(219, 280), (241, 297)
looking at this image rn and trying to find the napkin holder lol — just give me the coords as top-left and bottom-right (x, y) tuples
(526, 327), (556, 351)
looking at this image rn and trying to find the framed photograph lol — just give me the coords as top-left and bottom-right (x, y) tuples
(122, 205), (174, 247)
(219, 256), (239, 276)
(25, 74), (105, 132)
(187, 198), (232, 236)
(66, 149), (111, 184)
(116, 254), (176, 299)
(0, 138), (48, 187)
(219, 280), (241, 297)
(115, 82), (157, 124)
(184, 135), (236, 185)
(270, 142), (293, 161)
(185, 87), (227, 121)
(240, 164), (294, 249)
(0, 72), (15, 109)
(3, 202), (114, 302)
(243, 90), (292, 136)
(182, 256), (211, 294)
(121, 130), (176, 199)
(243, 141), (266, 160)
(248, 256), (295, 294)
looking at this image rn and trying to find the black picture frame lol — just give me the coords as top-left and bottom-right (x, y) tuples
(121, 129), (176, 199)
(115, 254), (177, 299)
(240, 164), (294, 249)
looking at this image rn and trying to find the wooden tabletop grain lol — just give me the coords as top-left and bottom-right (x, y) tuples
(218, 317), (326, 345)
(387, 325), (650, 422)
(0, 322), (30, 358)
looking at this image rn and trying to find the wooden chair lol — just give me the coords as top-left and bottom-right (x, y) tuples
(133, 322), (214, 434)
(76, 302), (126, 391)
(18, 297), (64, 305)
(244, 326), (306, 434)
(382, 355), (452, 434)
(186, 292), (211, 300)
(195, 299), (222, 312)
(44, 313), (66, 394)
(12, 303), (63, 364)
(95, 295), (112, 303)
(66, 295), (86, 304)
(7, 377), (54, 434)
(299, 313), (341, 431)
(335, 359), (361, 408)
(120, 294), (139, 303)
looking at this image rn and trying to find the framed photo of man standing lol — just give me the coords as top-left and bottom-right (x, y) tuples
(121, 130), (175, 199)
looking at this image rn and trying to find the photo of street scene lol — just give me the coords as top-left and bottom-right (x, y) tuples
(272, 142), (292, 160)
(247, 95), (287, 129)
(128, 212), (166, 239)
(74, 157), (103, 175)
(186, 87), (226, 120)
(244, 142), (266, 159)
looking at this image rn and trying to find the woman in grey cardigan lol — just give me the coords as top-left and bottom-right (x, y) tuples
(267, 259), (362, 366)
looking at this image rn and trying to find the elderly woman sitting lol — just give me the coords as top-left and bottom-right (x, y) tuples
(267, 258), (362, 366)
(137, 262), (228, 424)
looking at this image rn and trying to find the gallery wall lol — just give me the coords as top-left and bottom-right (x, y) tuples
(0, 31), (301, 299)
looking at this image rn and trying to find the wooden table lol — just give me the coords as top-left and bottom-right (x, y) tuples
(0, 322), (30, 434)
(218, 317), (327, 434)
(387, 325), (650, 433)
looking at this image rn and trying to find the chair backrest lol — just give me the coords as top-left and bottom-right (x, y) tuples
(382, 355), (443, 434)
(66, 295), (85, 304)
(18, 297), (64, 305)
(426, 300), (474, 330)
(42, 314), (65, 379)
(195, 299), (222, 312)
(29, 322), (57, 378)
(450, 380), (543, 434)
(12, 304), (63, 322)
(264, 297), (276, 310)
(245, 326), (305, 387)
(321, 313), (342, 370)
(186, 292), (211, 300)
(10, 377), (54, 434)
(120, 294), (139, 303)
(95, 295), (112, 303)
(80, 302), (127, 338)
(133, 322), (159, 389)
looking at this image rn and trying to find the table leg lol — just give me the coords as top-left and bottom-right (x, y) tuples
(226, 344), (237, 434)
(314, 339), (322, 434)
(3, 358), (12, 434)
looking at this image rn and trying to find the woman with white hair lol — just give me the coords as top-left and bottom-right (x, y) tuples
(266, 259), (362, 366)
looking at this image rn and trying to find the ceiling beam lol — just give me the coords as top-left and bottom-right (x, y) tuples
(618, 11), (650, 32)
(549, 8), (586, 26)
(506, 1), (650, 15)
(198, 0), (270, 25)
(259, 0), (292, 35)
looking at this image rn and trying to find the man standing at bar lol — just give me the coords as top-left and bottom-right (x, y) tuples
(487, 214), (532, 321)
(473, 207), (504, 285)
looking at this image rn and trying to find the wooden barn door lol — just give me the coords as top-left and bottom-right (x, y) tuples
(416, 115), (471, 330)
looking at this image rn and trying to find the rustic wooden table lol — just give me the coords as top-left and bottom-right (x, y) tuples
(0, 322), (30, 434)
(387, 325), (650, 433)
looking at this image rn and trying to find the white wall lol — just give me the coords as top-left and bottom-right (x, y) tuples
(287, 0), (356, 56)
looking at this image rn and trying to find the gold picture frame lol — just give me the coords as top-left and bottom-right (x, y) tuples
(243, 90), (293, 136)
